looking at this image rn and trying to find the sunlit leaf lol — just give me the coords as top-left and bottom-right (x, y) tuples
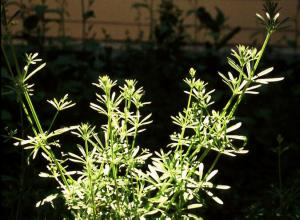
(206, 170), (218, 181)
(24, 62), (46, 82)
(226, 122), (242, 133)
(187, 203), (203, 209)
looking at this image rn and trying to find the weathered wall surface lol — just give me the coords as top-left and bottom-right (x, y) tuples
(6, 0), (300, 47)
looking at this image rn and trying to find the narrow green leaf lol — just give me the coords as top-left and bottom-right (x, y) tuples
(24, 63), (46, 82)
(227, 135), (247, 141)
(256, 67), (274, 78)
(198, 163), (204, 180)
(256, 77), (284, 84)
(226, 122), (242, 133)
(39, 172), (51, 178)
(216, 185), (231, 190)
(206, 170), (218, 181)
(187, 203), (203, 209)
(227, 57), (243, 74)
(206, 190), (224, 204)
(148, 164), (160, 183)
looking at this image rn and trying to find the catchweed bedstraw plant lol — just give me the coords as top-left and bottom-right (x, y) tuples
(3, 1), (286, 219)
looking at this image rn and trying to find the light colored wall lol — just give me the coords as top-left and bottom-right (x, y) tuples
(6, 0), (300, 47)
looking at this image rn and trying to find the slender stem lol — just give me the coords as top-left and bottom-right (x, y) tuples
(2, 1), (73, 214)
(222, 94), (236, 116)
(1, 44), (14, 78)
(2, 6), (31, 219)
(22, 95), (72, 189)
(205, 32), (273, 177)
(228, 32), (271, 119)
(47, 111), (59, 133)
(207, 153), (221, 175)
(148, 82), (207, 213)
(24, 90), (43, 133)
(131, 109), (140, 150)
(253, 32), (271, 75)
(85, 139), (97, 219)
(45, 146), (71, 189)
(22, 102), (38, 136)
(176, 86), (193, 167)
(22, 83), (73, 189)
(105, 88), (121, 218)
(16, 103), (25, 220)
(124, 98), (131, 147)
(182, 135), (197, 160)
(123, 97), (140, 215)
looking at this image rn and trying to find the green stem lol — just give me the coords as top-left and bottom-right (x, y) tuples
(131, 109), (140, 150)
(205, 32), (273, 177)
(22, 102), (38, 136)
(105, 90), (121, 218)
(207, 153), (221, 175)
(46, 147), (71, 189)
(147, 83), (205, 213)
(85, 139), (97, 219)
(2, 1), (73, 212)
(253, 32), (271, 75)
(47, 111), (59, 133)
(24, 90), (43, 133)
(1, 44), (14, 78)
(16, 103), (25, 220)
(222, 94), (236, 116)
(176, 86), (193, 166)
(124, 98), (131, 147)
(22, 97), (72, 189)
(229, 32), (271, 118)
